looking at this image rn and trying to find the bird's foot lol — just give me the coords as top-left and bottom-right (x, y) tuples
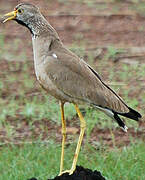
(59, 168), (75, 176)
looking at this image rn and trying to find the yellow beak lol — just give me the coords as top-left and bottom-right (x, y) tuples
(3, 10), (18, 23)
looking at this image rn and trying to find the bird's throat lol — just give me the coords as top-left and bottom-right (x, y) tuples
(15, 19), (34, 35)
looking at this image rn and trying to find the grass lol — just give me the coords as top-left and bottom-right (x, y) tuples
(104, 46), (125, 61)
(131, 2), (145, 17)
(0, 141), (144, 180)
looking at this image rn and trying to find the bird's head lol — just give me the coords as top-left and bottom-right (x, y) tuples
(3, 3), (47, 35)
(3, 3), (39, 24)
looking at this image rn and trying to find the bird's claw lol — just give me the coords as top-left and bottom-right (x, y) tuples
(59, 169), (74, 176)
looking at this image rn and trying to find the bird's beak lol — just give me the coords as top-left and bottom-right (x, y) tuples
(3, 9), (18, 23)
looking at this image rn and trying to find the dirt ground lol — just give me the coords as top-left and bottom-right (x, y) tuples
(29, 166), (106, 180)
(0, 0), (145, 148)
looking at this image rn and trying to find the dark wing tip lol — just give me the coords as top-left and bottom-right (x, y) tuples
(119, 107), (142, 121)
(114, 113), (127, 132)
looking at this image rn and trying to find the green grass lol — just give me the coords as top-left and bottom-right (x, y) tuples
(0, 141), (144, 180)
(104, 46), (125, 61)
(131, 2), (145, 17)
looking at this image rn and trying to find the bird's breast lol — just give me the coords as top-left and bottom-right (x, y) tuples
(33, 62), (74, 102)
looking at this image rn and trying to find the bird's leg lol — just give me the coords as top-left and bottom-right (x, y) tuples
(59, 104), (86, 176)
(59, 101), (66, 175)
(69, 104), (86, 174)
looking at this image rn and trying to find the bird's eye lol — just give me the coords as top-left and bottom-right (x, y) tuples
(18, 9), (24, 14)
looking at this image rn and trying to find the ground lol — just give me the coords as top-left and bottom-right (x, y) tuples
(0, 0), (144, 180)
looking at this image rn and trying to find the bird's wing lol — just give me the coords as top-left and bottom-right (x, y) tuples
(44, 50), (129, 113)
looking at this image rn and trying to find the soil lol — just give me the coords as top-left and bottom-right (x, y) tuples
(28, 166), (106, 180)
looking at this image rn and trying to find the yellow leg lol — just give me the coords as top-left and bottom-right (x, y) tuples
(70, 104), (86, 174)
(59, 102), (66, 175)
(59, 104), (86, 176)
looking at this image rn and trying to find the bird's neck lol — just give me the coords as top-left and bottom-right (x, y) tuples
(30, 15), (65, 65)
(22, 14), (59, 40)
(32, 31), (63, 65)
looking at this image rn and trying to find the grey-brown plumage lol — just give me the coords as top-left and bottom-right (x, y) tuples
(18, 3), (141, 129)
(3, 3), (142, 175)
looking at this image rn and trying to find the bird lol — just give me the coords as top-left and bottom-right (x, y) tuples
(3, 3), (142, 176)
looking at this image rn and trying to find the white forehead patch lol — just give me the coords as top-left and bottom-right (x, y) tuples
(52, 53), (57, 58)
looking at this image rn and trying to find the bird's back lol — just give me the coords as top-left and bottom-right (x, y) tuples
(32, 36), (129, 114)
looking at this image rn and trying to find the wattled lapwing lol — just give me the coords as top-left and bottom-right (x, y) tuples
(3, 3), (142, 175)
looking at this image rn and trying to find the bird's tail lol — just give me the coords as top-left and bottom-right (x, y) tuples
(113, 107), (142, 132)
(95, 105), (142, 132)
(113, 112), (128, 132)
(118, 107), (142, 121)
